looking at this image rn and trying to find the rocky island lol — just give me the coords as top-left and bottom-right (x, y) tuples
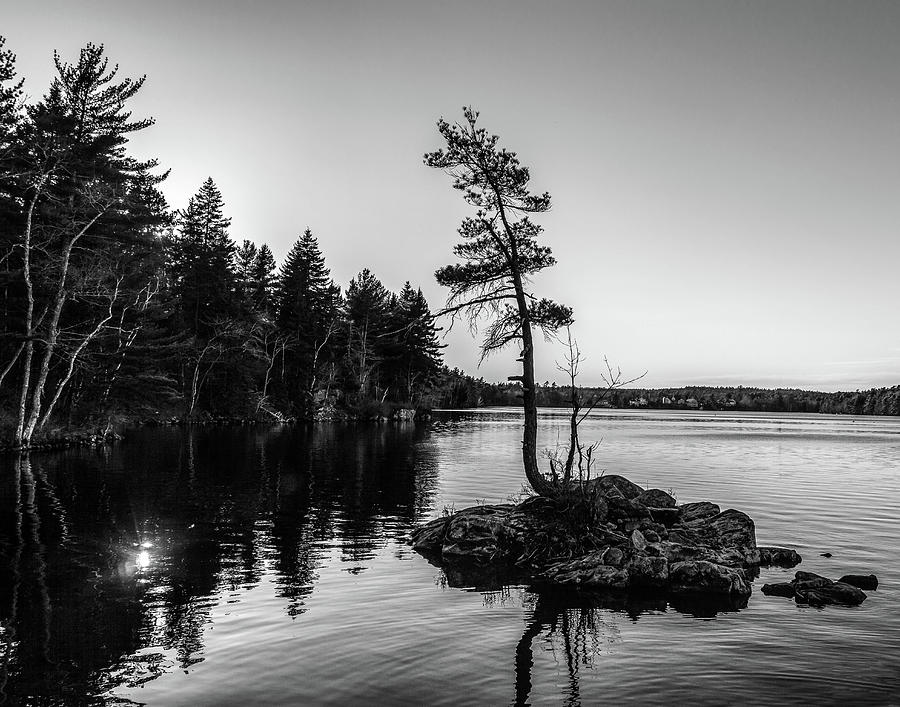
(412, 474), (871, 608)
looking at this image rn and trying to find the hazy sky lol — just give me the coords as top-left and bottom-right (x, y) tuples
(5, 0), (899, 391)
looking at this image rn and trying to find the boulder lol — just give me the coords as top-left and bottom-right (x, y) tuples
(647, 541), (717, 564)
(793, 571), (832, 592)
(837, 574), (878, 590)
(634, 488), (677, 509)
(761, 582), (796, 598)
(600, 546), (626, 568)
(441, 504), (514, 560)
(410, 516), (450, 553)
(669, 560), (752, 596)
(758, 546), (802, 568)
(630, 529), (648, 552)
(678, 501), (721, 525)
(796, 582), (867, 607)
(648, 506), (681, 526)
(761, 571), (869, 607)
(699, 509), (760, 566)
(591, 474), (644, 500)
(607, 496), (652, 525)
(627, 555), (669, 588)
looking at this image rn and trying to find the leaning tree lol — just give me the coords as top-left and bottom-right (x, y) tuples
(425, 107), (572, 496)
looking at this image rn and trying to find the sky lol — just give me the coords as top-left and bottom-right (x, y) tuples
(4, 0), (899, 392)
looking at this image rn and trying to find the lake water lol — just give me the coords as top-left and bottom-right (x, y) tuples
(1, 409), (899, 705)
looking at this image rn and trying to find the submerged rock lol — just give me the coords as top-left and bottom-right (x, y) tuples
(762, 571), (868, 607)
(761, 582), (796, 598)
(797, 582), (866, 607)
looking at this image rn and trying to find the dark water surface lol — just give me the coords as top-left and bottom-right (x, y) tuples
(1, 410), (899, 705)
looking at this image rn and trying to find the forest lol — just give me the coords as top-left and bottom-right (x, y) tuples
(479, 382), (900, 416)
(0, 40), (475, 447)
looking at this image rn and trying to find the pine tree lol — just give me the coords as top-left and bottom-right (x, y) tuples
(2, 42), (169, 443)
(170, 178), (237, 336)
(276, 228), (340, 415)
(382, 283), (444, 403)
(426, 107), (572, 495)
(250, 244), (277, 315)
(343, 268), (390, 399)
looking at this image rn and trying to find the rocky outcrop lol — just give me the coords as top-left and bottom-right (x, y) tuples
(762, 571), (870, 606)
(411, 473), (797, 599)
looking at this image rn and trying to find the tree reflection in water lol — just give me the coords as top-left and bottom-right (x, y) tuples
(0, 422), (438, 704)
(436, 559), (748, 707)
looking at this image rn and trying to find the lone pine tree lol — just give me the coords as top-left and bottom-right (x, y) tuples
(425, 107), (572, 496)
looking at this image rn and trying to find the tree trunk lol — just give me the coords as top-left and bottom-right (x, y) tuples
(511, 269), (553, 497)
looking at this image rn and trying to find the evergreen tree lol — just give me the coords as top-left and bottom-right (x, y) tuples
(170, 178), (236, 336)
(276, 228), (340, 415)
(426, 107), (572, 495)
(343, 268), (390, 399)
(382, 283), (444, 402)
(1, 42), (169, 443)
(234, 239), (258, 301)
(250, 243), (277, 314)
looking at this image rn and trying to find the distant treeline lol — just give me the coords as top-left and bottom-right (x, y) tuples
(473, 382), (900, 416)
(0, 40), (474, 444)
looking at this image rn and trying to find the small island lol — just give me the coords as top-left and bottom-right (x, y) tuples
(411, 473), (871, 608)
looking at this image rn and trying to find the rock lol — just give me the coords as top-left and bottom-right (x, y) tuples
(441, 504), (514, 560)
(793, 571), (832, 592)
(600, 546), (626, 568)
(758, 546), (802, 568)
(634, 488), (677, 508)
(761, 582), (796, 598)
(607, 496), (652, 525)
(592, 527), (630, 547)
(648, 507), (681, 526)
(630, 529), (648, 552)
(543, 553), (630, 589)
(669, 560), (752, 596)
(796, 582), (867, 607)
(627, 555), (669, 588)
(410, 516), (450, 553)
(701, 510), (760, 566)
(648, 541), (717, 564)
(837, 574), (878, 590)
(678, 501), (721, 525)
(591, 474), (644, 500)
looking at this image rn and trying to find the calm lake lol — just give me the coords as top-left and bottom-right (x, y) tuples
(1, 409), (899, 705)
